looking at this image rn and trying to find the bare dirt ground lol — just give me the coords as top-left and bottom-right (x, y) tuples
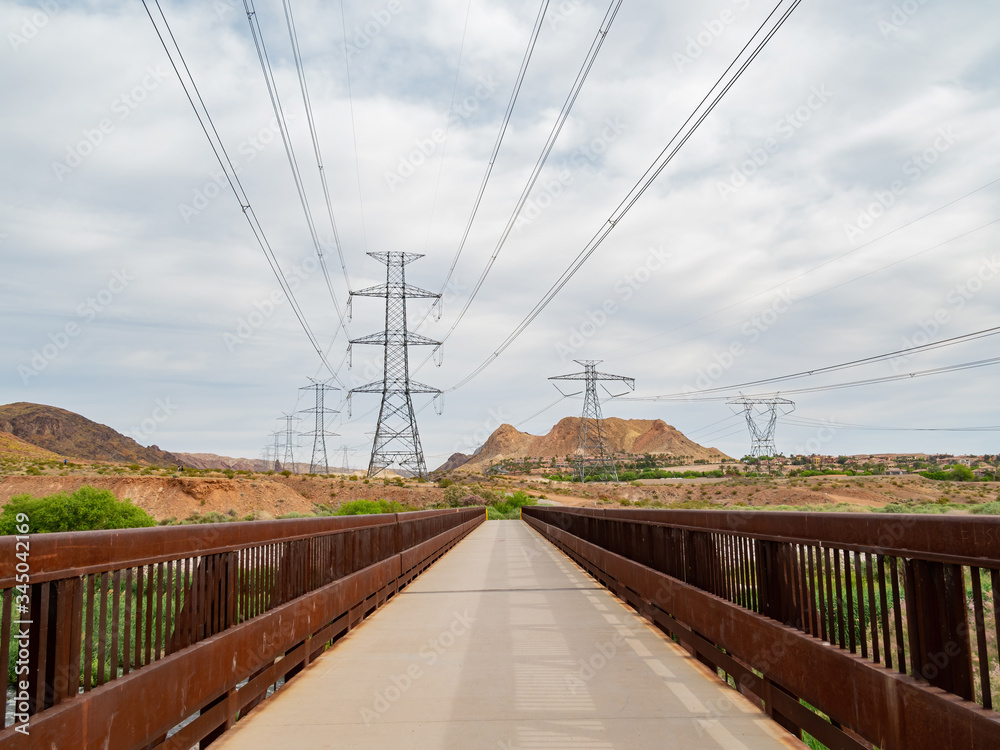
(1, 466), (997, 521)
(0, 474), (448, 522)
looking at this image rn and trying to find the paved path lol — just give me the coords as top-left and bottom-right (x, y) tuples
(214, 520), (800, 749)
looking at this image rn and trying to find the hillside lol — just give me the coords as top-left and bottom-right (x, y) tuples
(175, 452), (269, 471)
(458, 417), (729, 471)
(0, 430), (64, 461)
(435, 452), (473, 472)
(0, 402), (188, 466)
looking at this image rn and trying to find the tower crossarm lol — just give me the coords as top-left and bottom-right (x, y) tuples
(349, 282), (440, 300)
(350, 331), (440, 346)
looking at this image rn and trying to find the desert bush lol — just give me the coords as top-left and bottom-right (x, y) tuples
(0, 486), (155, 534)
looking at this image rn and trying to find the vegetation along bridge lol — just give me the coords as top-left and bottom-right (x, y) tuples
(0, 507), (998, 748)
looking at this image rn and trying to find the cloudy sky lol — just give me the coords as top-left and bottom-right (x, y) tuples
(2, 0), (999, 468)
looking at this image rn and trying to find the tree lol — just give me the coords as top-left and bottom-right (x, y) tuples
(0, 486), (156, 534)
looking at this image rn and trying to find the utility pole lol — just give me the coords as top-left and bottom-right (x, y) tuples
(280, 413), (301, 473)
(549, 360), (635, 483)
(348, 252), (441, 479)
(339, 446), (356, 473)
(727, 395), (795, 475)
(299, 378), (339, 474)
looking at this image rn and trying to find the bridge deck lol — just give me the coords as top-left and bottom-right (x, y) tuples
(213, 520), (800, 749)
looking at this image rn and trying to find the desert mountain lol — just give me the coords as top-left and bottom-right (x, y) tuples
(457, 417), (729, 470)
(174, 452), (270, 472)
(0, 402), (189, 466)
(435, 452), (473, 472)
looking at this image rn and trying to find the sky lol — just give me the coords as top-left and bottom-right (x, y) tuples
(1, 0), (999, 469)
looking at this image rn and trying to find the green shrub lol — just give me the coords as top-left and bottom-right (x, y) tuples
(486, 491), (537, 520)
(971, 501), (1000, 515)
(335, 499), (416, 515)
(0, 486), (156, 534)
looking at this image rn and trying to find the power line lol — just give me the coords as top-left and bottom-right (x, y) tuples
(421, 0), (476, 253)
(339, 0), (370, 255)
(415, 0), (621, 364)
(421, 0), (552, 317)
(281, 0), (354, 291)
(610, 215), (1000, 365)
(626, 355), (1000, 403)
(783, 415), (1000, 433)
(445, 0), (804, 392)
(607, 175), (1000, 358)
(243, 0), (353, 347)
(624, 323), (1000, 401)
(142, 0), (339, 381)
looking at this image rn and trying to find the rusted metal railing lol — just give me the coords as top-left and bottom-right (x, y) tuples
(0, 507), (483, 748)
(523, 506), (1000, 749)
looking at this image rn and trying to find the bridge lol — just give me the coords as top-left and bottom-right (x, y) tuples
(1, 507), (998, 748)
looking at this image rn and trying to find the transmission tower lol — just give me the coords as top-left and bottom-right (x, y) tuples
(727, 395), (795, 475)
(348, 252), (441, 479)
(549, 360), (635, 483)
(270, 430), (282, 471)
(299, 378), (340, 474)
(338, 446), (356, 473)
(280, 413), (301, 473)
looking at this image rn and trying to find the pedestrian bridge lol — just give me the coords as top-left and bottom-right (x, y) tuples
(2, 506), (998, 748)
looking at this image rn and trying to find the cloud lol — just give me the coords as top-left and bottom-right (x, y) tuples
(2, 0), (998, 464)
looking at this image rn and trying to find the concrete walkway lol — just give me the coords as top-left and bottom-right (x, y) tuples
(214, 520), (800, 749)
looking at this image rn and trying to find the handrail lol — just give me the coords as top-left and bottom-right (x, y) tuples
(524, 506), (1000, 750)
(0, 507), (485, 748)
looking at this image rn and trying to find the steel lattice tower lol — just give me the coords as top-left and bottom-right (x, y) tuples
(727, 395), (795, 475)
(349, 252), (440, 479)
(270, 430), (282, 471)
(299, 378), (340, 474)
(550, 360), (635, 483)
(280, 413), (300, 473)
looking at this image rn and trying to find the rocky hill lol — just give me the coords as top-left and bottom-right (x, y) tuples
(434, 452), (473, 472)
(0, 402), (189, 466)
(174, 452), (269, 471)
(457, 417), (729, 471)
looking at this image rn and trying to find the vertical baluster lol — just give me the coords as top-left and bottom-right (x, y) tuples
(806, 545), (819, 638)
(815, 545), (827, 643)
(83, 574), (94, 691)
(110, 570), (121, 680)
(144, 564), (154, 665)
(891, 557), (906, 673)
(833, 549), (845, 649)
(845, 551), (857, 653)
(164, 560), (174, 654)
(970, 568), (991, 708)
(991, 570), (1000, 702)
(0, 588), (12, 728)
(97, 571), (109, 686)
(854, 552), (867, 658)
(133, 566), (145, 669)
(866, 554), (879, 664)
(877, 555), (891, 669)
(155, 561), (164, 661)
